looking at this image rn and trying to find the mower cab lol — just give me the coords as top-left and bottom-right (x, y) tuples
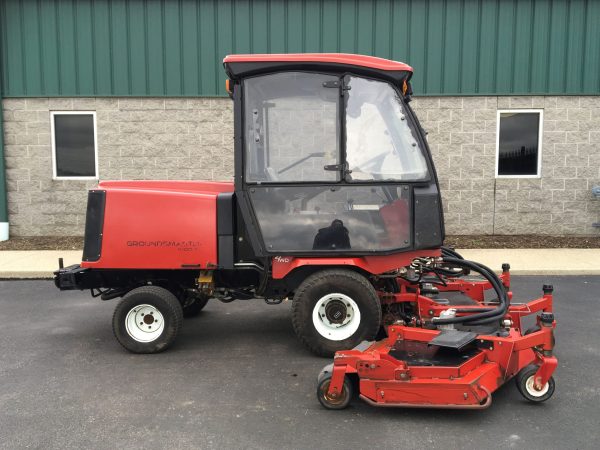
(223, 54), (444, 259)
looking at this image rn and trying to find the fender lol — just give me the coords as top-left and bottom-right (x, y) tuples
(271, 249), (441, 279)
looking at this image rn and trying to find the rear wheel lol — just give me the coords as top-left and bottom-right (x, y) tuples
(113, 286), (183, 354)
(292, 269), (381, 357)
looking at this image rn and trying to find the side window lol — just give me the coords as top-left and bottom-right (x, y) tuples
(496, 110), (543, 177)
(345, 76), (429, 181)
(51, 112), (98, 179)
(243, 72), (340, 183)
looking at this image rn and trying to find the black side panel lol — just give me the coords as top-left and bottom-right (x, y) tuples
(413, 185), (443, 249)
(217, 192), (236, 235)
(218, 236), (235, 269)
(217, 192), (236, 269)
(82, 190), (106, 262)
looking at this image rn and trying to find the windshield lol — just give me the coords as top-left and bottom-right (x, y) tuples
(243, 72), (340, 183)
(345, 76), (429, 181)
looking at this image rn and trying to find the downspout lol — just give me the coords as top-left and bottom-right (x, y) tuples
(0, 87), (7, 241)
(0, 16), (6, 241)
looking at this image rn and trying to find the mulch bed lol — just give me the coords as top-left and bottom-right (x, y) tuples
(0, 236), (84, 251)
(444, 235), (600, 249)
(0, 235), (598, 251)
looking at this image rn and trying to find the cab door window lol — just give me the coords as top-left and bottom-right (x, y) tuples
(243, 72), (340, 183)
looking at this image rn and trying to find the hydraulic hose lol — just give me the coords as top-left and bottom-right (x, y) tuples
(441, 246), (464, 260)
(438, 246), (468, 277)
(430, 256), (508, 325)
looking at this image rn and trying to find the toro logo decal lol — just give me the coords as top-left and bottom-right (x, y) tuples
(274, 256), (292, 263)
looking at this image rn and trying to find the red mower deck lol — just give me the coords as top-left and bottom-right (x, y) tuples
(317, 267), (557, 410)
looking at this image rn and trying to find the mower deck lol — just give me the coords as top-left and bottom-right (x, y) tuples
(317, 268), (558, 410)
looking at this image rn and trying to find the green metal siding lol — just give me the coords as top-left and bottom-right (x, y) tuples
(1, 0), (599, 97)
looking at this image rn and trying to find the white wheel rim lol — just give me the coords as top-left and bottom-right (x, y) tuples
(525, 375), (550, 397)
(125, 304), (165, 343)
(312, 293), (361, 341)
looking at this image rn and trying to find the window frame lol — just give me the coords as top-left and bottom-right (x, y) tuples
(495, 109), (543, 179)
(241, 70), (433, 186)
(50, 110), (99, 180)
(242, 71), (342, 184)
(343, 74), (430, 183)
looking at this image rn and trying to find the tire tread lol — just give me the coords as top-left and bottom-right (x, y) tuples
(291, 269), (381, 357)
(112, 285), (183, 354)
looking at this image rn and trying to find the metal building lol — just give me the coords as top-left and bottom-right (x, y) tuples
(1, 0), (599, 238)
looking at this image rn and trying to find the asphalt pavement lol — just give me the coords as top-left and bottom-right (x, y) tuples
(0, 277), (599, 450)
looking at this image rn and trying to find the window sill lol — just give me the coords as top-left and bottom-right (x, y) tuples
(52, 176), (99, 181)
(495, 174), (541, 179)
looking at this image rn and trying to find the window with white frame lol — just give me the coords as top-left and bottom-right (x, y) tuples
(51, 111), (98, 179)
(496, 110), (543, 177)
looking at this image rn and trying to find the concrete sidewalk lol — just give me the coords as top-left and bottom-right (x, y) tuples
(0, 250), (82, 279)
(0, 248), (599, 278)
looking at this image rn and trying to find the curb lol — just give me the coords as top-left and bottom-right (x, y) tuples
(3, 270), (600, 280)
(1, 273), (58, 280)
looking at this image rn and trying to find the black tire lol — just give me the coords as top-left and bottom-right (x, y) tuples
(291, 269), (381, 357)
(523, 325), (555, 347)
(317, 373), (353, 410)
(182, 295), (209, 318)
(112, 286), (183, 354)
(515, 365), (556, 403)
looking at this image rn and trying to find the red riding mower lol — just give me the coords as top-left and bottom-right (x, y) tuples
(52, 53), (557, 409)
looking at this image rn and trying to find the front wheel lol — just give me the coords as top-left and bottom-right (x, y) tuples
(112, 286), (183, 354)
(291, 269), (381, 357)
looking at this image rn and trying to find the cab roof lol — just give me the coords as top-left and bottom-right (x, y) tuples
(223, 53), (413, 86)
(223, 53), (413, 72)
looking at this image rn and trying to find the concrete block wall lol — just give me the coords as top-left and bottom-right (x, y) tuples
(411, 96), (600, 235)
(2, 98), (233, 236)
(1, 95), (599, 236)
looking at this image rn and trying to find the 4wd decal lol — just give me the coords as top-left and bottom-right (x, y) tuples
(273, 256), (292, 263)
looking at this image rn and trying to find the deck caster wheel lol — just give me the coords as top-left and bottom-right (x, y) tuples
(516, 365), (555, 403)
(112, 286), (183, 354)
(317, 373), (353, 410)
(292, 269), (381, 357)
(182, 294), (209, 318)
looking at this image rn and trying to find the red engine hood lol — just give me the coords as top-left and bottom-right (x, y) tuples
(81, 180), (234, 270)
(97, 180), (234, 194)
